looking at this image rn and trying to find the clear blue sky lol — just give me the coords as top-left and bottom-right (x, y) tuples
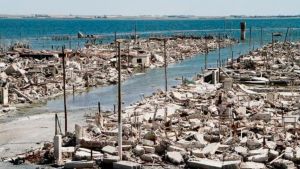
(1, 0), (300, 16)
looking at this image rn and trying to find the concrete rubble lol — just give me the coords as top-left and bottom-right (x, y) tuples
(0, 35), (235, 115)
(5, 41), (300, 168)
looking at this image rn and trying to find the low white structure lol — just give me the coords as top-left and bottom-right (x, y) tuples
(54, 135), (62, 165)
(129, 51), (150, 67)
(223, 78), (233, 90)
(0, 82), (8, 105)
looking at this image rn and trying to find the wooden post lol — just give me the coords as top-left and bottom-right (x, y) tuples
(62, 46), (68, 135)
(127, 42), (130, 67)
(252, 34), (255, 51)
(114, 104), (116, 114)
(231, 44), (234, 68)
(69, 37), (71, 49)
(153, 105), (158, 124)
(72, 85), (75, 97)
(218, 34), (221, 67)
(240, 22), (246, 41)
(164, 107), (168, 138)
(284, 27), (290, 43)
(164, 39), (168, 93)
(205, 41), (208, 70)
(98, 102), (101, 114)
(114, 32), (117, 47)
(117, 41), (122, 160)
(134, 23), (137, 43)
(249, 27), (252, 51)
(55, 114), (58, 135)
(54, 135), (62, 165)
(272, 33), (274, 52)
(260, 27), (263, 46)
(272, 33), (275, 64)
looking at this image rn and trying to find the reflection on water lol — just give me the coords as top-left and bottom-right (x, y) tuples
(14, 25), (300, 116)
(45, 42), (253, 112)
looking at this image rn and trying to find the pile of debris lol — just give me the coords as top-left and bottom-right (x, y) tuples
(8, 58), (300, 169)
(71, 77), (300, 169)
(0, 52), (126, 105)
(6, 41), (300, 168)
(231, 42), (300, 86)
(0, 35), (235, 107)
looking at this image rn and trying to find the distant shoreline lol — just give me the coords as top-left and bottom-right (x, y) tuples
(0, 14), (300, 20)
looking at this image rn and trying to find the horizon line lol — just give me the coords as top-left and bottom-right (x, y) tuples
(1, 13), (300, 19)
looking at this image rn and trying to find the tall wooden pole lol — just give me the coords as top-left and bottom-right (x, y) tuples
(272, 33), (274, 52)
(98, 101), (101, 113)
(205, 42), (208, 70)
(284, 27), (290, 43)
(62, 46), (67, 135)
(260, 27), (263, 46)
(252, 28), (255, 50)
(69, 37), (71, 49)
(117, 41), (122, 160)
(55, 114), (58, 135)
(127, 43), (130, 67)
(114, 32), (117, 49)
(249, 27), (252, 51)
(223, 19), (226, 35)
(134, 23), (137, 43)
(231, 44), (234, 68)
(218, 34), (221, 67)
(271, 33), (274, 65)
(164, 39), (168, 93)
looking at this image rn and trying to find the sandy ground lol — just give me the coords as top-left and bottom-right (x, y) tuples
(0, 109), (92, 159)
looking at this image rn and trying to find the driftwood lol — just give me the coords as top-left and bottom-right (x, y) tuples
(80, 139), (115, 149)
(12, 88), (33, 103)
(64, 161), (94, 169)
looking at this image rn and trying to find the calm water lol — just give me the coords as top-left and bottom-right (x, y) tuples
(0, 18), (300, 113)
(0, 18), (300, 49)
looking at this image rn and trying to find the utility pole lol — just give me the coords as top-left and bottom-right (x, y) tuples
(272, 33), (275, 66)
(0, 33), (2, 52)
(98, 101), (101, 114)
(231, 51), (234, 68)
(164, 39), (168, 93)
(252, 30), (255, 50)
(284, 27), (290, 43)
(134, 23), (137, 43)
(218, 33), (221, 67)
(260, 27), (263, 46)
(117, 40), (122, 160)
(249, 27), (252, 51)
(223, 19), (226, 32)
(205, 40), (208, 70)
(114, 32), (117, 49)
(127, 42), (130, 67)
(69, 36), (71, 49)
(230, 44), (233, 68)
(272, 33), (274, 52)
(62, 46), (68, 135)
(55, 114), (58, 135)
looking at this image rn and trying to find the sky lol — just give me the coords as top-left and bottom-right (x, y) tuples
(1, 0), (300, 16)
